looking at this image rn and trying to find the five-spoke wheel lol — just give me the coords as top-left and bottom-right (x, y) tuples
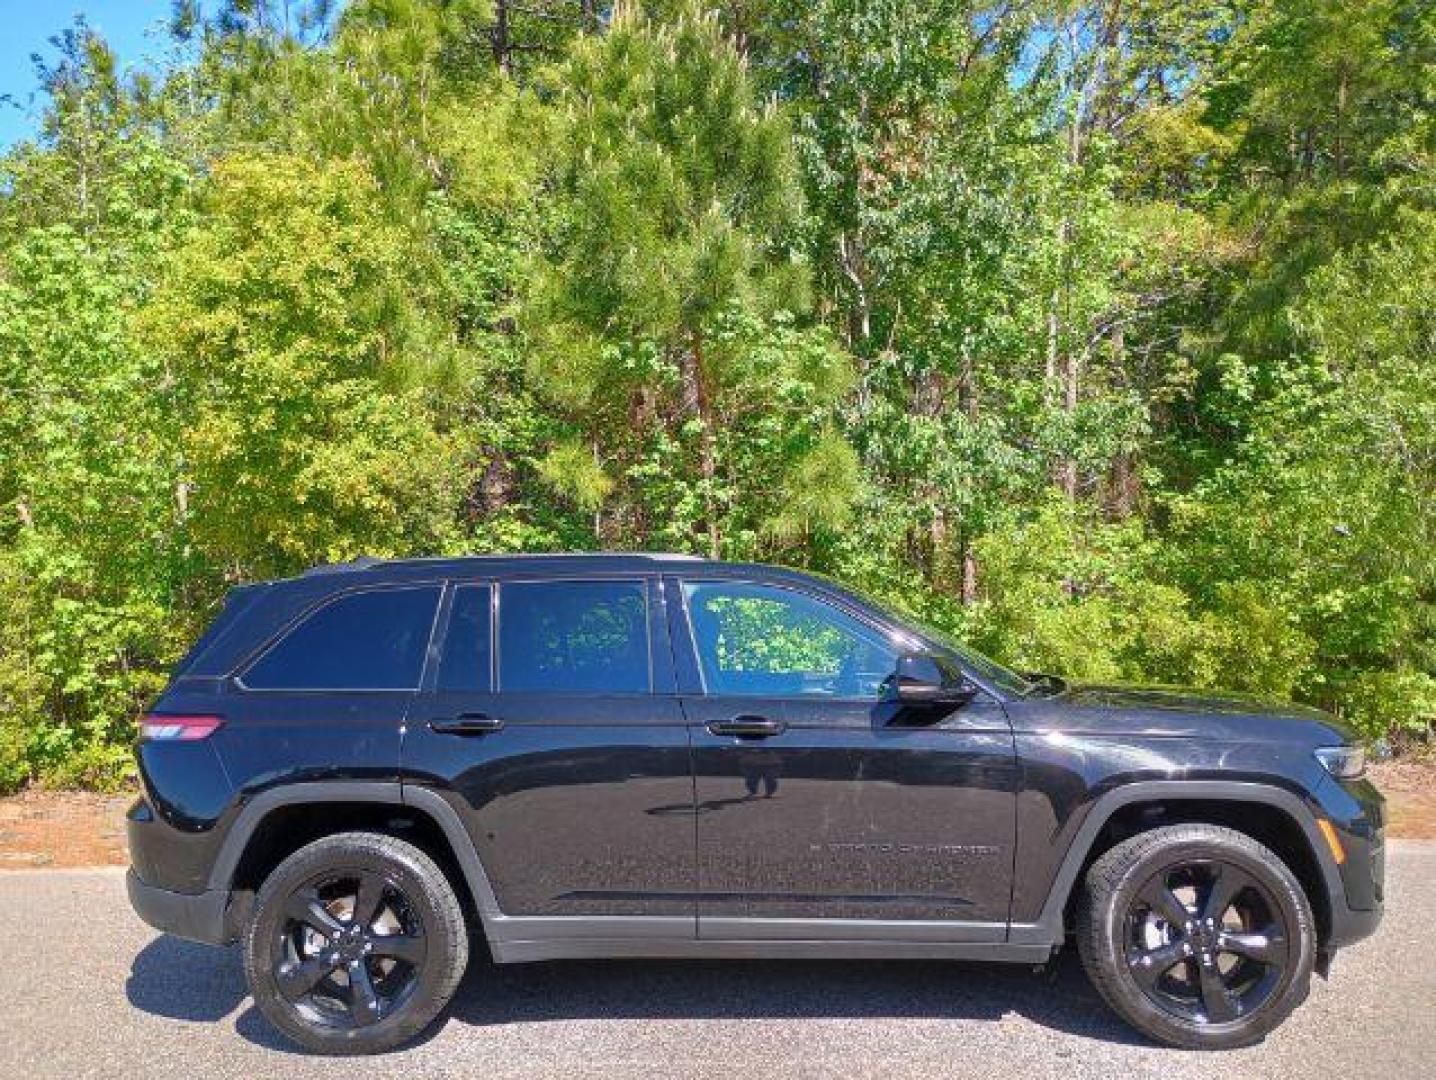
(1078, 823), (1314, 1049)
(1124, 859), (1289, 1025)
(273, 869), (429, 1029)
(244, 833), (468, 1054)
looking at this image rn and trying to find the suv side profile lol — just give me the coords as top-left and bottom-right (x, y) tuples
(127, 554), (1384, 1054)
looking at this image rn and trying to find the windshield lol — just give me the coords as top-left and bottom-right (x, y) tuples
(841, 585), (1038, 698)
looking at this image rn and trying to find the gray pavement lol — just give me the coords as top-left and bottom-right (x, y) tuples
(4, 842), (1434, 1079)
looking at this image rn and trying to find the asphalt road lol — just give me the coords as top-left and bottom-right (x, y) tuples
(4, 843), (1433, 1079)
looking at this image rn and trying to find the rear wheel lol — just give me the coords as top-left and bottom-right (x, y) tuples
(1076, 823), (1315, 1049)
(243, 832), (468, 1054)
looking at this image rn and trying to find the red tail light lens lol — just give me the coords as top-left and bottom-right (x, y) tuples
(139, 714), (224, 741)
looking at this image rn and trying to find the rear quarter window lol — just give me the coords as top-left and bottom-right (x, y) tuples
(241, 585), (441, 691)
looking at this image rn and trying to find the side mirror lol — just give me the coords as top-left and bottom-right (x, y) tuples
(885, 652), (978, 707)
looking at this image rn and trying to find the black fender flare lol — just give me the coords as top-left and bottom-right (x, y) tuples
(206, 781), (505, 931)
(1008, 780), (1344, 947)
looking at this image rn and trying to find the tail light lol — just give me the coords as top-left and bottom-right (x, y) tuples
(139, 714), (224, 741)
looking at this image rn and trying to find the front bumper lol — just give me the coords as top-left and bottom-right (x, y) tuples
(1317, 774), (1385, 950)
(1328, 902), (1382, 950)
(126, 869), (232, 946)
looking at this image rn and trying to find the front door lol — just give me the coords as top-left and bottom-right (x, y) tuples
(671, 577), (1017, 940)
(402, 576), (695, 919)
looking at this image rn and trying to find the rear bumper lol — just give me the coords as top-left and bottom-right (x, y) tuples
(126, 869), (232, 946)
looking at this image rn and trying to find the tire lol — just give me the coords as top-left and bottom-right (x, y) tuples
(1076, 823), (1315, 1050)
(243, 831), (469, 1055)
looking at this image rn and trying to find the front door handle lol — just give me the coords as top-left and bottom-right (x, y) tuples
(429, 712), (504, 736)
(707, 715), (787, 738)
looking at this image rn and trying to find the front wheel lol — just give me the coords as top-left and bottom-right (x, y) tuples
(1076, 823), (1315, 1049)
(243, 832), (469, 1054)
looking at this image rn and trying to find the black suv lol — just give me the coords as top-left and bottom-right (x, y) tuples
(127, 554), (1384, 1054)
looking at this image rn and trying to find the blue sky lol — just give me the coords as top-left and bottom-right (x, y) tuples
(0, 1), (174, 149)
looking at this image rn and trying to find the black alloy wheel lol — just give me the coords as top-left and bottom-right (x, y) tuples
(1077, 823), (1315, 1049)
(274, 869), (428, 1030)
(1124, 859), (1289, 1025)
(244, 832), (468, 1055)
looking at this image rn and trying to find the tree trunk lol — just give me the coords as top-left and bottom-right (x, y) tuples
(492, 0), (512, 76)
(1335, 66), (1348, 179)
(1059, 345), (1081, 500)
(682, 333), (721, 559)
(1108, 322), (1137, 517)
(929, 507), (948, 590)
(837, 232), (871, 348)
(627, 390), (653, 543)
(476, 452), (513, 515)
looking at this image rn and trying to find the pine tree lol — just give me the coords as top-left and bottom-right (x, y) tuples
(528, 2), (855, 557)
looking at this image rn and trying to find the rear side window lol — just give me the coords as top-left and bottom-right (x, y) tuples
(242, 586), (441, 691)
(436, 584), (493, 691)
(499, 580), (649, 693)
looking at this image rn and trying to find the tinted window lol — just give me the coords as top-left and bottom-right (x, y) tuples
(437, 584), (492, 692)
(243, 586), (440, 690)
(499, 580), (649, 693)
(683, 581), (898, 698)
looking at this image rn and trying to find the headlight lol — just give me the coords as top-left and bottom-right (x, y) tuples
(1315, 745), (1367, 780)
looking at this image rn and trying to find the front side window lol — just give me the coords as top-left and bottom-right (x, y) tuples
(498, 580), (650, 693)
(682, 581), (899, 698)
(242, 586), (441, 691)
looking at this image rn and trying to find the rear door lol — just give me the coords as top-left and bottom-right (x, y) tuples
(671, 576), (1017, 939)
(401, 575), (696, 919)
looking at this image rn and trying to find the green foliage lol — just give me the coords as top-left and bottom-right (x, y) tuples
(0, 131), (194, 788)
(537, 440), (614, 513)
(141, 154), (466, 574)
(1, 0), (1433, 789)
(698, 594), (860, 675)
(527, 3), (856, 558)
(1166, 206), (1436, 739)
(1342, 669), (1436, 744)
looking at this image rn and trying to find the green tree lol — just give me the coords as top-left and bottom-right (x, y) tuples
(139, 154), (466, 577)
(528, 2), (856, 557)
(1172, 209), (1436, 739)
(4, 0), (1436, 792)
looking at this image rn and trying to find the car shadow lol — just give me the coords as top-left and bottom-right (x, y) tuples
(127, 933), (1152, 1053)
(441, 951), (1152, 1047)
(125, 935), (248, 1022)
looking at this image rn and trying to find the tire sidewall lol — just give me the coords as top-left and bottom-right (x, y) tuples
(243, 835), (467, 1055)
(1086, 832), (1314, 1049)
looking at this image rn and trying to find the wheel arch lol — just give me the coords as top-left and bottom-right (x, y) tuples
(209, 782), (502, 942)
(1010, 781), (1343, 949)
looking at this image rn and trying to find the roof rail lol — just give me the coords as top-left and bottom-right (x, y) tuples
(301, 556), (385, 576)
(299, 551), (710, 577)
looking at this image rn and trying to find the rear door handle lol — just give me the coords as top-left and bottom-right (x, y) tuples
(707, 716), (787, 738)
(429, 713), (504, 736)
